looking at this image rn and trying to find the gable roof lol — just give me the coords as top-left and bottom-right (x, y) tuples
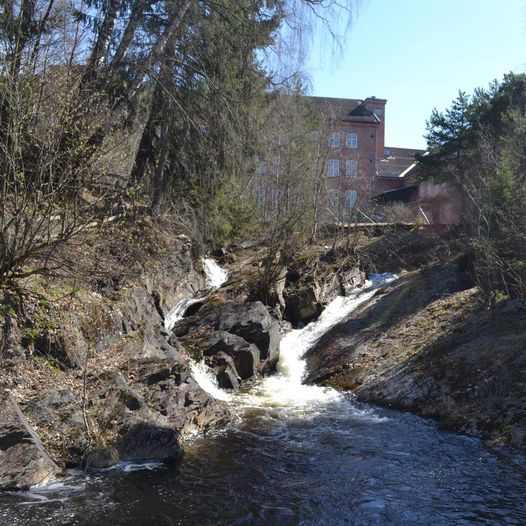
(303, 96), (380, 125)
(376, 146), (426, 178)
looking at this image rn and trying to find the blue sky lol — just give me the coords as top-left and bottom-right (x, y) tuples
(305, 0), (526, 149)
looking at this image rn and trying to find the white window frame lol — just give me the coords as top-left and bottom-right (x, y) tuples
(345, 159), (358, 178)
(328, 132), (340, 148)
(327, 159), (339, 178)
(346, 132), (358, 149)
(344, 189), (357, 208)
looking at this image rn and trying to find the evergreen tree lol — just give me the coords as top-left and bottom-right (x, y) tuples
(425, 90), (471, 160)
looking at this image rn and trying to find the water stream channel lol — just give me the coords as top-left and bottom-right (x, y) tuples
(1, 268), (525, 525)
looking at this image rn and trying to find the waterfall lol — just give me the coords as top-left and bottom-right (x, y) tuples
(232, 273), (397, 409)
(190, 361), (231, 402)
(202, 258), (229, 289)
(164, 298), (202, 331)
(163, 257), (231, 399)
(164, 257), (229, 331)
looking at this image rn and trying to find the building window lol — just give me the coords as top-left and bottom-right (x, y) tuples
(373, 107), (382, 117)
(311, 130), (320, 144)
(328, 132), (340, 148)
(345, 159), (358, 178)
(344, 189), (357, 208)
(327, 159), (339, 178)
(346, 132), (358, 149)
(328, 189), (340, 208)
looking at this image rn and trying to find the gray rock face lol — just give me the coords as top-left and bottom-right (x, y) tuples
(118, 423), (181, 461)
(215, 302), (280, 366)
(284, 286), (323, 327)
(82, 447), (119, 469)
(175, 301), (281, 380)
(203, 331), (260, 379)
(0, 397), (60, 490)
(283, 266), (365, 327)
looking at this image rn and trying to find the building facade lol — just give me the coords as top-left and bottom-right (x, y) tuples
(252, 94), (457, 225)
(306, 95), (424, 220)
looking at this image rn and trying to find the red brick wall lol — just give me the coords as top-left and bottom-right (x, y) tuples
(363, 97), (386, 159)
(323, 121), (379, 212)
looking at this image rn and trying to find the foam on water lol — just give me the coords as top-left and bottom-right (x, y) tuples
(190, 361), (231, 402)
(202, 257), (229, 289)
(231, 273), (397, 411)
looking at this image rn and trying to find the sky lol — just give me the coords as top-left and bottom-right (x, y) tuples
(305, 0), (526, 149)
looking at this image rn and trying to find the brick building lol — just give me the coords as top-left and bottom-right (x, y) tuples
(252, 94), (460, 225)
(306, 96), (423, 220)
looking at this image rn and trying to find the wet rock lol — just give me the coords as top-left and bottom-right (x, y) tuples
(175, 301), (280, 374)
(339, 267), (366, 296)
(135, 364), (228, 437)
(118, 423), (181, 462)
(207, 352), (241, 389)
(0, 397), (60, 490)
(203, 331), (260, 380)
(82, 446), (119, 469)
(284, 285), (323, 327)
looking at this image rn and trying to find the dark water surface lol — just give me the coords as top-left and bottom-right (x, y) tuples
(1, 396), (525, 526)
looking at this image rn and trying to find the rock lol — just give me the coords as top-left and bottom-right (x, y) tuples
(202, 331), (260, 380)
(284, 285), (323, 327)
(82, 446), (119, 469)
(0, 312), (24, 361)
(339, 267), (366, 296)
(175, 301), (280, 373)
(123, 328), (185, 364)
(135, 364), (228, 437)
(0, 397), (60, 490)
(33, 323), (88, 368)
(118, 423), (181, 462)
(207, 352), (241, 389)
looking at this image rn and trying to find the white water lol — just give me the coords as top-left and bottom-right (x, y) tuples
(233, 273), (397, 409)
(202, 258), (229, 289)
(190, 361), (231, 402)
(162, 257), (231, 398)
(192, 272), (397, 409)
(164, 297), (205, 331)
(164, 257), (229, 330)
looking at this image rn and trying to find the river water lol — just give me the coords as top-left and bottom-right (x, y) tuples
(1, 272), (526, 525)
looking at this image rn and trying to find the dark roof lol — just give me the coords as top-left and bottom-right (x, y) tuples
(375, 185), (418, 203)
(376, 146), (426, 178)
(303, 96), (380, 125)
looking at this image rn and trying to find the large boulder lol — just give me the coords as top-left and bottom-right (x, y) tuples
(175, 301), (281, 374)
(118, 423), (181, 462)
(0, 397), (60, 490)
(202, 331), (260, 380)
(283, 284), (323, 327)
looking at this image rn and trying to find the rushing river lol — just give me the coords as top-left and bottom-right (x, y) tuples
(1, 272), (526, 525)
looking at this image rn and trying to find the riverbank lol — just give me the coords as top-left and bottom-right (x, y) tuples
(1, 224), (525, 491)
(305, 256), (526, 450)
(0, 220), (366, 489)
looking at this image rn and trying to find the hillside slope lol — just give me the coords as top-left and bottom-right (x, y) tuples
(305, 262), (526, 449)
